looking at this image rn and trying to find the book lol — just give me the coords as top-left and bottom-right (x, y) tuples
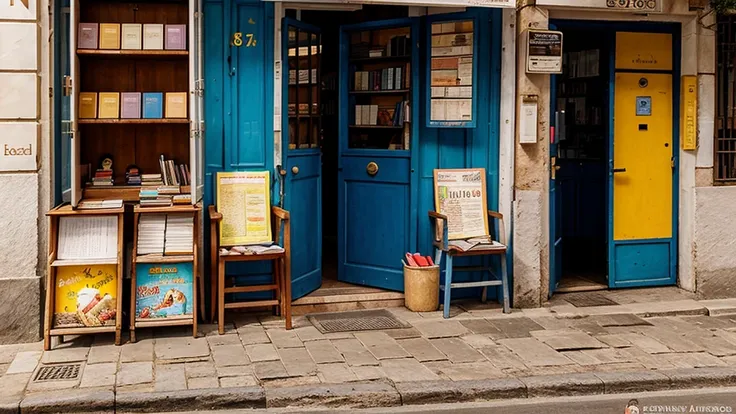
(448, 236), (504, 252)
(164, 214), (194, 255)
(121, 92), (141, 119)
(121, 24), (142, 50)
(77, 199), (123, 210)
(78, 23), (99, 49)
(369, 105), (378, 126)
(98, 93), (120, 119)
(79, 92), (97, 119)
(165, 24), (186, 50)
(355, 105), (362, 125)
(99, 24), (120, 50)
(137, 214), (166, 255)
(143, 93), (163, 119)
(165, 92), (187, 118)
(143, 24), (164, 50)
(361, 105), (370, 126)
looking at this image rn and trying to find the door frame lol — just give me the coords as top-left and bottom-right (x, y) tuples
(548, 19), (680, 291)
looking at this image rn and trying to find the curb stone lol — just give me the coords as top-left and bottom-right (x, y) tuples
(20, 390), (114, 414)
(593, 370), (671, 394)
(266, 380), (400, 409)
(115, 387), (265, 413)
(395, 378), (527, 405)
(520, 373), (604, 397)
(0, 400), (20, 414)
(660, 367), (736, 389)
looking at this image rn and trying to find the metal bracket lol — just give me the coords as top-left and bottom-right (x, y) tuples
(195, 79), (204, 97)
(63, 75), (72, 97)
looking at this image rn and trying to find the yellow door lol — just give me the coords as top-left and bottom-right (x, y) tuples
(613, 72), (673, 240)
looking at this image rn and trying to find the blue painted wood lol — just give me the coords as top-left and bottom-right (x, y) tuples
(549, 70), (561, 297)
(417, 8), (503, 301)
(337, 18), (419, 291)
(425, 11), (479, 129)
(612, 240), (672, 286)
(282, 18), (323, 300)
(54, 0), (71, 204)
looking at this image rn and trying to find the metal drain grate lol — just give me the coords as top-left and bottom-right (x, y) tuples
(308, 309), (411, 333)
(33, 364), (82, 382)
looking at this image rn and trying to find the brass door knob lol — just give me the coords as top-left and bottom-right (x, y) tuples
(292, 166), (299, 175)
(366, 162), (378, 176)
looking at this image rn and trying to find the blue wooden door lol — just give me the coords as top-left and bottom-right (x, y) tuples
(337, 19), (419, 291)
(283, 19), (323, 299)
(549, 73), (562, 296)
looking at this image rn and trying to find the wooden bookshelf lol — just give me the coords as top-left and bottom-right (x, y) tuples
(77, 49), (189, 58)
(78, 119), (190, 125)
(349, 89), (410, 95)
(349, 55), (411, 63)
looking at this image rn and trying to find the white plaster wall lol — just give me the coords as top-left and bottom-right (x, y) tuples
(694, 186), (736, 298)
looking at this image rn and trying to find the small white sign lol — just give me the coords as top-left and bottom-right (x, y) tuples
(520, 101), (538, 144)
(526, 30), (563, 74)
(0, 0), (36, 20)
(0, 123), (38, 171)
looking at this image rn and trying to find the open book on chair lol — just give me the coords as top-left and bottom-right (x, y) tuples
(448, 235), (504, 252)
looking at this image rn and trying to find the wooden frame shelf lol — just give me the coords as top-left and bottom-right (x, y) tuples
(349, 89), (410, 95)
(136, 254), (194, 264)
(78, 119), (190, 125)
(77, 49), (189, 58)
(349, 125), (404, 129)
(83, 185), (191, 202)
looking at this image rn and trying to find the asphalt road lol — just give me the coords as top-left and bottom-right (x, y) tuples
(165, 387), (736, 414)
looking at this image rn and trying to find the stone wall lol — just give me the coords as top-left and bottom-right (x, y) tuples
(0, 0), (46, 343)
(694, 186), (736, 299)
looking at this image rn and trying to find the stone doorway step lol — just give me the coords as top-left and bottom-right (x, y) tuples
(291, 280), (404, 315)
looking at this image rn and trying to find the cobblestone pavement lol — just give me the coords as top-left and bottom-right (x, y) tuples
(2, 292), (736, 406)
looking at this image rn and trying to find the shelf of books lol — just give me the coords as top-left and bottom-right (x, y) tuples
(44, 205), (126, 350)
(69, 0), (203, 206)
(287, 24), (322, 150)
(130, 204), (200, 341)
(346, 25), (412, 150)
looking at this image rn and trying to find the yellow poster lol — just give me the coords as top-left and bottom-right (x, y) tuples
(434, 168), (489, 240)
(54, 265), (118, 328)
(216, 171), (272, 246)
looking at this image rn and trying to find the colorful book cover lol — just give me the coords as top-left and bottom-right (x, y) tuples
(143, 24), (164, 50)
(54, 265), (118, 328)
(143, 93), (163, 119)
(135, 262), (193, 321)
(78, 23), (99, 49)
(164, 92), (187, 118)
(121, 92), (141, 119)
(98, 92), (120, 119)
(121, 24), (142, 50)
(79, 92), (97, 119)
(99, 23), (121, 50)
(165, 24), (186, 50)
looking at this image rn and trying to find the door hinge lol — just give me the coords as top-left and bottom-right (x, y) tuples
(195, 79), (204, 97)
(63, 75), (72, 97)
(61, 120), (73, 135)
(671, 157), (675, 170)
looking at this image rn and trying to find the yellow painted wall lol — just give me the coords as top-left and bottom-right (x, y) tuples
(615, 32), (673, 71)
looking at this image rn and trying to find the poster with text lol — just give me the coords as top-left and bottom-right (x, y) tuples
(54, 265), (118, 328)
(216, 171), (272, 246)
(135, 262), (194, 321)
(434, 168), (488, 240)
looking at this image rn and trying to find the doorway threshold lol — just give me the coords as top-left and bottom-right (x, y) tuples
(292, 280), (404, 316)
(556, 273), (608, 293)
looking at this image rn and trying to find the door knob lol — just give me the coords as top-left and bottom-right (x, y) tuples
(292, 166), (299, 175)
(366, 162), (378, 176)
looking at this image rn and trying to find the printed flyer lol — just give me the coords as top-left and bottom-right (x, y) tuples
(216, 171), (272, 245)
(434, 168), (489, 240)
(54, 264), (118, 328)
(135, 262), (193, 321)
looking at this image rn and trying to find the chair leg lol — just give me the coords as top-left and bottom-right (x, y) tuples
(443, 254), (453, 319)
(218, 259), (226, 334)
(283, 257), (292, 330)
(211, 257), (218, 324)
(434, 248), (442, 267)
(500, 254), (510, 313)
(273, 259), (281, 317)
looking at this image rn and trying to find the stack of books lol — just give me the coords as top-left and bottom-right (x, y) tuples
(173, 194), (192, 205)
(164, 214), (194, 255)
(141, 173), (163, 187)
(92, 169), (114, 186)
(159, 155), (190, 187)
(139, 188), (172, 208)
(137, 214), (166, 255)
(126, 166), (141, 186)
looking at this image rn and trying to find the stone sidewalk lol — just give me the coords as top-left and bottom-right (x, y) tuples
(2, 291), (736, 412)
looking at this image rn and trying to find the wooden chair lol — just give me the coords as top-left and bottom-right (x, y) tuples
(429, 210), (510, 318)
(209, 205), (292, 333)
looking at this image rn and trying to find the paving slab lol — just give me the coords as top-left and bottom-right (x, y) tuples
(567, 320), (609, 336)
(562, 348), (631, 366)
(498, 338), (573, 367)
(245, 343), (279, 363)
(595, 334), (633, 348)
(530, 330), (606, 351)
(616, 347), (676, 370)
(663, 352), (726, 368)
(396, 378), (526, 405)
(116, 387), (265, 411)
(86, 344), (121, 365)
(351, 365), (384, 381)
(79, 362), (116, 388)
(354, 332), (410, 360)
(213, 344), (250, 367)
(700, 299), (736, 316)
(628, 300), (707, 317)
(460, 334), (497, 349)
(640, 327), (705, 353)
(459, 319), (505, 335)
(697, 335), (736, 357)
(383, 328), (423, 340)
(6, 351), (41, 374)
(266, 380), (400, 409)
(331, 338), (378, 367)
(317, 363), (358, 383)
(154, 363), (187, 391)
(216, 365), (253, 379)
(380, 358), (440, 382)
(621, 333), (671, 354)
(237, 325), (271, 346)
(412, 321), (469, 338)
(477, 345), (528, 370)
(593, 370), (671, 394)
(529, 317), (571, 331)
(294, 326), (325, 342)
(253, 361), (290, 380)
(187, 376), (219, 389)
(396, 338), (446, 362)
(279, 347), (317, 377)
(120, 340), (154, 363)
(206, 333), (243, 347)
(521, 373), (604, 397)
(117, 362), (154, 386)
(487, 317), (545, 338)
(685, 315), (736, 331)
(431, 338), (485, 363)
(304, 340), (344, 364)
(267, 330), (303, 349)
(714, 329), (736, 346)
(184, 361), (217, 379)
(220, 375), (259, 388)
(41, 346), (90, 365)
(261, 375), (321, 389)
(431, 361), (505, 381)
(154, 336), (210, 361)
(591, 314), (652, 327)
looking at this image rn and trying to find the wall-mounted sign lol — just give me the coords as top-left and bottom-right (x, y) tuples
(536, 0), (661, 12)
(0, 0), (35, 19)
(526, 30), (563, 74)
(262, 0), (514, 8)
(0, 123), (38, 172)
(681, 75), (698, 151)
(636, 96), (652, 116)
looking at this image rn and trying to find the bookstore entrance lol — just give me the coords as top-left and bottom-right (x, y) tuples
(549, 21), (679, 295)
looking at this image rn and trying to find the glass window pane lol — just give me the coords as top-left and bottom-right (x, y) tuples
(429, 20), (474, 126)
